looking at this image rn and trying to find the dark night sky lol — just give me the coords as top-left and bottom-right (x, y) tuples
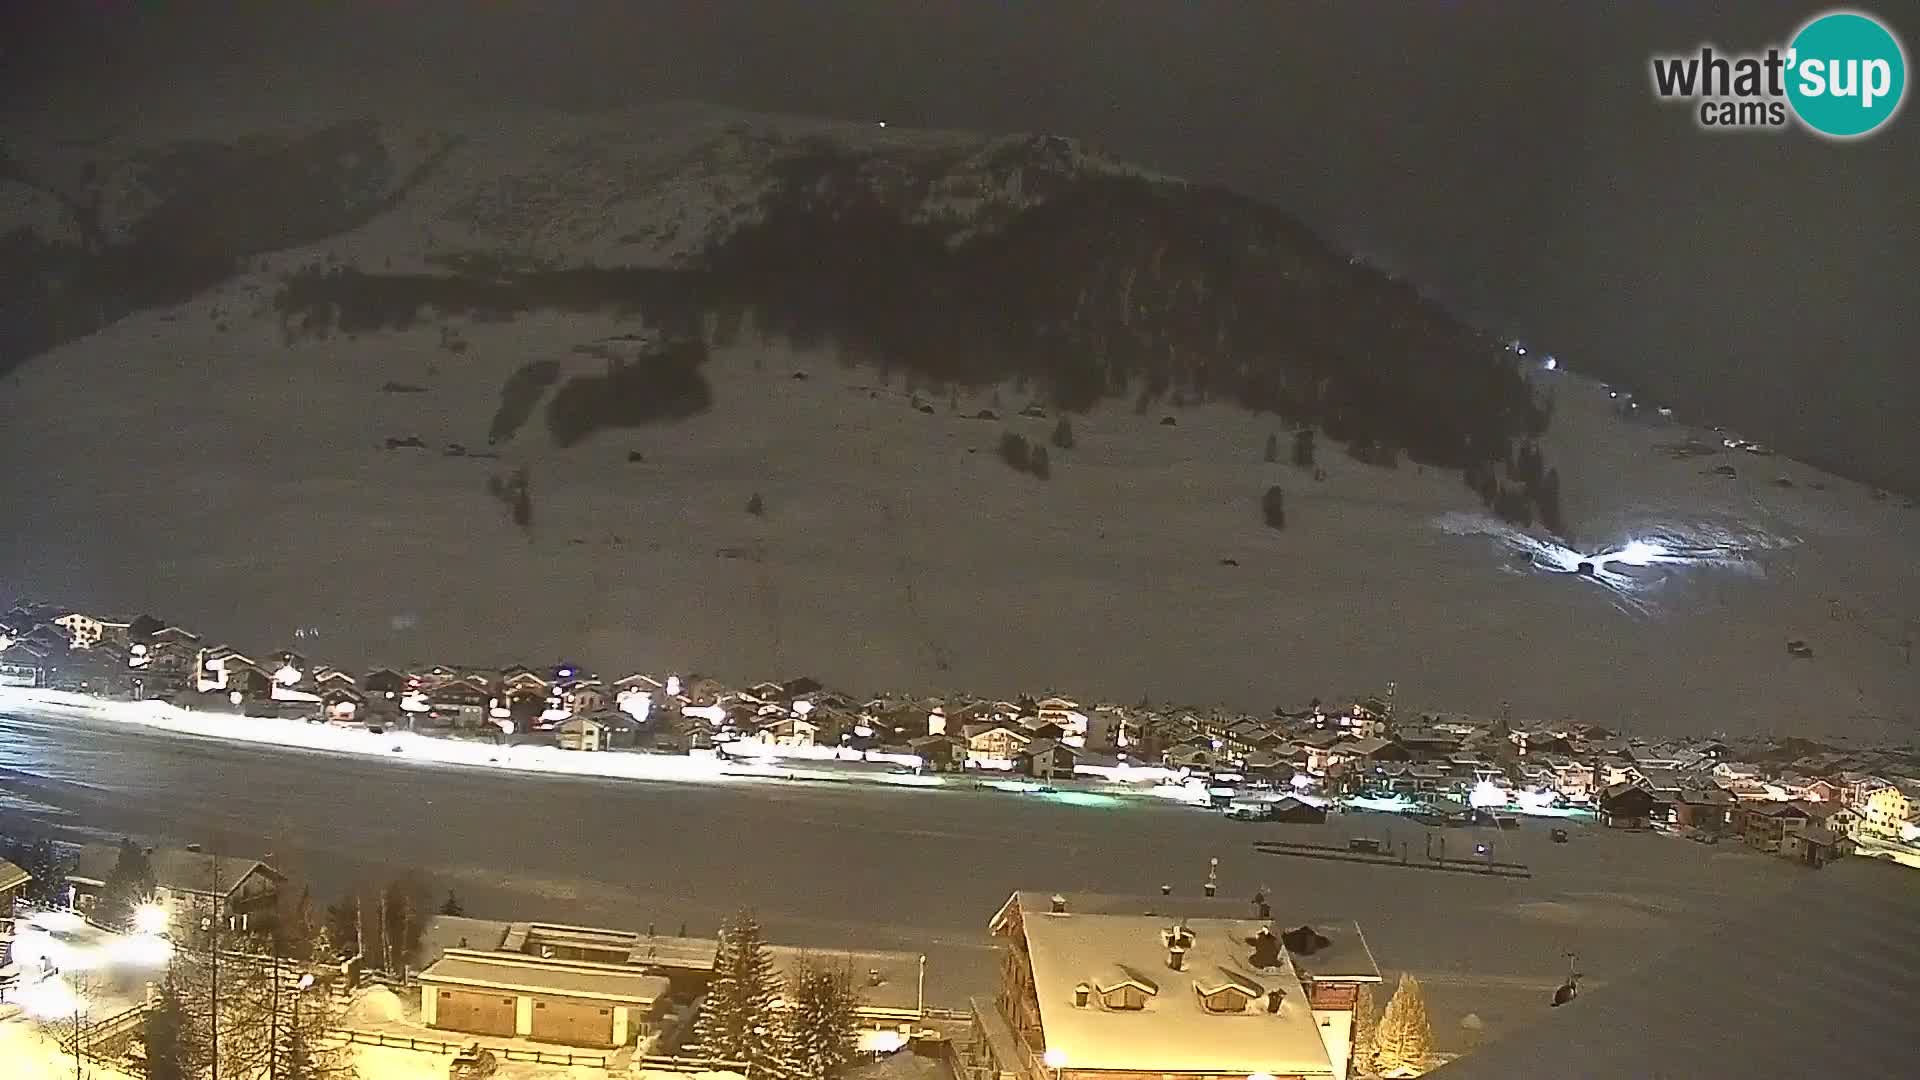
(6, 1), (1918, 484)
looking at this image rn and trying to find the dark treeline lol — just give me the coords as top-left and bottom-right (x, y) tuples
(271, 137), (1561, 522)
(2, 118), (459, 379)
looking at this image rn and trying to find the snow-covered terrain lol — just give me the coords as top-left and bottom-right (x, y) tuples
(2, 102), (1916, 739)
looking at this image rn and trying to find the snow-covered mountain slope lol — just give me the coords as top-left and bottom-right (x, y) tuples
(2, 103), (1916, 738)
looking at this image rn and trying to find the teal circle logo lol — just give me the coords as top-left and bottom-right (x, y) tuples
(1787, 10), (1907, 138)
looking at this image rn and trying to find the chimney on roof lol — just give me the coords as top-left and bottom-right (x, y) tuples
(1050, 894), (1068, 914)
(1266, 989), (1284, 1014)
(1167, 942), (1187, 971)
(1073, 983), (1091, 1008)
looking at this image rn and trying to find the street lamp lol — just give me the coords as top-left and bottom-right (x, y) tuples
(1044, 1046), (1067, 1080)
(134, 903), (169, 936)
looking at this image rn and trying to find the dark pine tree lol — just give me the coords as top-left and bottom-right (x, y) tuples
(96, 837), (157, 932)
(1029, 445), (1051, 479)
(1051, 417), (1075, 449)
(998, 431), (1031, 472)
(141, 973), (197, 1080)
(438, 890), (466, 917)
(781, 957), (862, 1080)
(1261, 485), (1286, 530)
(1292, 428), (1316, 468)
(691, 910), (782, 1070)
(746, 492), (765, 516)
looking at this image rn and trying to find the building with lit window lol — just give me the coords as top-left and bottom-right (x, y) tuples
(971, 892), (1381, 1080)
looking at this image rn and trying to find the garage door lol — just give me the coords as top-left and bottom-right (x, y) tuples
(435, 989), (517, 1038)
(530, 997), (615, 1047)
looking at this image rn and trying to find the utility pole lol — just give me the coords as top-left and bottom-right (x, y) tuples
(206, 848), (222, 1080)
(917, 954), (927, 1020)
(268, 945), (282, 1080)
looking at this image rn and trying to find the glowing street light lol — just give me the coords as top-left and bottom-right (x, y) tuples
(134, 903), (170, 935)
(1044, 1048), (1067, 1079)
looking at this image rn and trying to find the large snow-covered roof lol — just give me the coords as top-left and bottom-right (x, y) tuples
(997, 891), (1380, 985)
(419, 947), (670, 1005)
(1428, 857), (1920, 1079)
(67, 842), (278, 897)
(1013, 903), (1340, 1076)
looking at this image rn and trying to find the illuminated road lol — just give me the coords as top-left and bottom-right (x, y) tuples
(0, 703), (1797, 1040)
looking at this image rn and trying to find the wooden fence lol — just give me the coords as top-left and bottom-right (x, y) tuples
(640, 1053), (750, 1073)
(332, 1027), (610, 1067)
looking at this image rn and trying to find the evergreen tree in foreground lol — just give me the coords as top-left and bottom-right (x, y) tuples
(96, 837), (157, 932)
(1372, 972), (1434, 1074)
(1052, 417), (1076, 450)
(781, 956), (862, 1080)
(141, 973), (198, 1080)
(1350, 983), (1379, 1076)
(691, 910), (782, 1070)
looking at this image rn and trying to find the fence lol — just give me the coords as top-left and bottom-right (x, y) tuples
(332, 1027), (610, 1067)
(640, 1053), (750, 1073)
(54, 1000), (150, 1065)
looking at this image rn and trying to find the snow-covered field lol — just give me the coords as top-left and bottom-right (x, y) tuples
(2, 103), (1917, 740)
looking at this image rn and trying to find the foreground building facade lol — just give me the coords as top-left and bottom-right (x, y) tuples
(972, 891), (1381, 1080)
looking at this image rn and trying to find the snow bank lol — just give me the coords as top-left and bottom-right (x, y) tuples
(0, 688), (739, 786)
(340, 984), (408, 1026)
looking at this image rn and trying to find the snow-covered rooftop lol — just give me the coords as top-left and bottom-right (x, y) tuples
(418, 948), (670, 1005)
(1014, 906), (1339, 1076)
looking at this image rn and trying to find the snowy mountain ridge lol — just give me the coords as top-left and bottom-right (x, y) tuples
(1, 102), (1915, 738)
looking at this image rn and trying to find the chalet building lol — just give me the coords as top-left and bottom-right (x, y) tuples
(417, 918), (926, 1049)
(1780, 824), (1854, 868)
(977, 891), (1381, 1080)
(1737, 802), (1826, 854)
(47, 645), (135, 697)
(361, 667), (407, 700)
(67, 844), (283, 931)
(1598, 783), (1658, 829)
(1164, 743), (1218, 770)
(1863, 782), (1919, 839)
(1, 857), (32, 913)
(428, 676), (491, 728)
(53, 612), (133, 650)
(135, 627), (204, 688)
(1669, 788), (1736, 835)
(967, 723), (1033, 766)
(753, 716), (819, 748)
(1, 641), (55, 687)
(1267, 797), (1328, 825)
(1017, 739), (1079, 781)
(910, 734), (966, 772)
(421, 949), (671, 1047)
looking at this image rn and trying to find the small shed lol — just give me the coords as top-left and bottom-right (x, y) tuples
(1268, 796), (1328, 824)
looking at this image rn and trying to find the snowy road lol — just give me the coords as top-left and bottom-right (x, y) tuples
(0, 702), (1799, 1048)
